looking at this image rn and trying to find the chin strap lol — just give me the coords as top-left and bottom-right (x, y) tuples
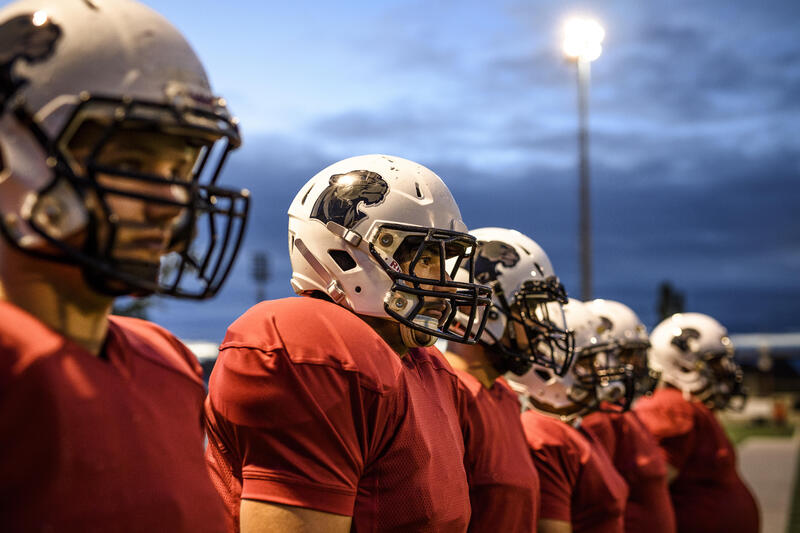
(400, 316), (437, 348)
(293, 237), (346, 304)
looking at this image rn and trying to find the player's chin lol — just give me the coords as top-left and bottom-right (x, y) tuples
(108, 259), (161, 290)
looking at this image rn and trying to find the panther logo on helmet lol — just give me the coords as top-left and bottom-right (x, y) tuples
(310, 170), (389, 229)
(474, 240), (520, 283)
(671, 327), (701, 352)
(0, 13), (62, 107)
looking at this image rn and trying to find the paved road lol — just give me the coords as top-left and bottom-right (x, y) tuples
(738, 434), (799, 533)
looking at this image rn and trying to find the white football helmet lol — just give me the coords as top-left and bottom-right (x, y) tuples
(586, 299), (658, 397)
(0, 0), (249, 298)
(507, 298), (622, 420)
(457, 227), (574, 376)
(649, 312), (746, 410)
(288, 154), (491, 347)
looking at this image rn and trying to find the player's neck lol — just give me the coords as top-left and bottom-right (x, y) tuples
(0, 242), (112, 356)
(358, 314), (409, 357)
(444, 342), (500, 388)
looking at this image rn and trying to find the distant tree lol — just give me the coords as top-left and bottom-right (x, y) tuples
(112, 297), (155, 320)
(657, 281), (685, 321)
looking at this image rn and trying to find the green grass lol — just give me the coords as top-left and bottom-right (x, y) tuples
(788, 445), (800, 533)
(723, 421), (795, 445)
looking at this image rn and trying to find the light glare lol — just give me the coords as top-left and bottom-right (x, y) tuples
(32, 10), (48, 26)
(563, 17), (605, 62)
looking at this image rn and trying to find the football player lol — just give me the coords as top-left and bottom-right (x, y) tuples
(204, 154), (492, 532)
(634, 313), (759, 533)
(581, 299), (676, 533)
(0, 0), (249, 530)
(442, 227), (573, 532)
(507, 298), (630, 533)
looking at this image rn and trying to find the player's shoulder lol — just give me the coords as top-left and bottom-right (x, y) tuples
(522, 410), (587, 454)
(634, 388), (694, 438)
(220, 297), (404, 392)
(581, 411), (617, 436)
(453, 367), (483, 399)
(108, 315), (203, 386)
(0, 301), (61, 382)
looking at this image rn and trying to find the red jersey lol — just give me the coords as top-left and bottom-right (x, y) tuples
(521, 410), (628, 533)
(455, 371), (539, 532)
(0, 301), (227, 532)
(582, 410), (676, 533)
(204, 297), (470, 532)
(635, 388), (759, 533)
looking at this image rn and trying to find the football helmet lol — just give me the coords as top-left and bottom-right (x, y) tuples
(457, 227), (574, 376)
(0, 0), (249, 299)
(507, 298), (627, 420)
(649, 312), (746, 410)
(288, 154), (491, 347)
(586, 299), (659, 397)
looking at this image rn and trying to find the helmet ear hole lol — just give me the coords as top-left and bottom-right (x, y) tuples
(534, 368), (552, 382)
(328, 249), (357, 271)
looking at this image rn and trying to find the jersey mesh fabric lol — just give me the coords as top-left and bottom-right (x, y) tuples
(455, 371), (539, 533)
(582, 409), (676, 533)
(635, 388), (759, 533)
(521, 409), (628, 533)
(0, 301), (227, 532)
(204, 297), (470, 532)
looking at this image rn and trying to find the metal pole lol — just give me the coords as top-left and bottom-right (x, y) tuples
(576, 57), (592, 301)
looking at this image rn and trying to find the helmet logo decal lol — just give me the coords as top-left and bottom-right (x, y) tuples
(474, 240), (520, 283)
(0, 12), (62, 110)
(310, 170), (389, 229)
(671, 327), (700, 352)
(598, 316), (613, 334)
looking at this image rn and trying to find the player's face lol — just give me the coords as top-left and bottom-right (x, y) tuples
(70, 128), (206, 280)
(396, 243), (456, 324)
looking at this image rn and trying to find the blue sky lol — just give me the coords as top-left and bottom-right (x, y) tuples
(119, 0), (800, 339)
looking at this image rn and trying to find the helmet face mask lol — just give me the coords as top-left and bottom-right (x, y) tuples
(372, 223), (491, 344)
(572, 342), (635, 413)
(514, 282), (575, 376)
(618, 343), (660, 397)
(0, 5), (250, 299)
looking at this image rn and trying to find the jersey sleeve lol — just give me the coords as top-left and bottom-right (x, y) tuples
(205, 344), (403, 516)
(530, 439), (581, 522)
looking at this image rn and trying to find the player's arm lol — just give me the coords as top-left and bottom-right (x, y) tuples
(240, 500), (351, 533)
(538, 518), (572, 533)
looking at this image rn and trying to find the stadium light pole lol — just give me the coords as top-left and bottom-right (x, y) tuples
(563, 17), (604, 301)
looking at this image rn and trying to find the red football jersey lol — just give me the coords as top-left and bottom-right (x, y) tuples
(455, 371), (539, 532)
(582, 409), (676, 533)
(0, 301), (227, 532)
(635, 388), (759, 533)
(204, 297), (470, 532)
(521, 409), (628, 533)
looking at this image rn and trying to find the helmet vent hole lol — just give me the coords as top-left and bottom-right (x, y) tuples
(328, 249), (357, 271)
(301, 184), (315, 205)
(535, 369), (552, 381)
(519, 245), (530, 255)
(355, 286), (362, 293)
(414, 182), (423, 198)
